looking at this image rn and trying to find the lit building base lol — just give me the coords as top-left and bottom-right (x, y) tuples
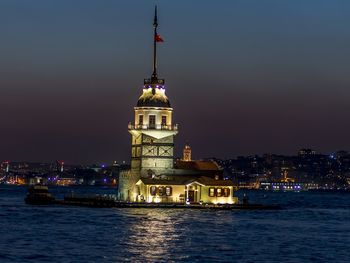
(129, 175), (238, 204)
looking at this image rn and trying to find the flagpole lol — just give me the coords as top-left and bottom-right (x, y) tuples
(152, 5), (158, 81)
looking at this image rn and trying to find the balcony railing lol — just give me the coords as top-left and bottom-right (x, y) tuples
(144, 78), (165, 85)
(128, 123), (178, 131)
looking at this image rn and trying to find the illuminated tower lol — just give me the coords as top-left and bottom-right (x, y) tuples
(119, 6), (178, 201)
(182, 143), (192, 161)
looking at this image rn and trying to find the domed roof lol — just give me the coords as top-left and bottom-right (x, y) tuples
(137, 87), (171, 108)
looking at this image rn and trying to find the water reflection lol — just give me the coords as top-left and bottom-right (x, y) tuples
(116, 209), (187, 262)
(113, 209), (239, 262)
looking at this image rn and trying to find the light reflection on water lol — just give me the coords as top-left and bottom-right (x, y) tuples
(116, 209), (255, 262)
(121, 209), (181, 261)
(0, 186), (349, 263)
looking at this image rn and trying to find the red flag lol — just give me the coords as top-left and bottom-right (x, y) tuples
(155, 34), (164, 42)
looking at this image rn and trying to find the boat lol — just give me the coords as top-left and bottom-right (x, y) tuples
(24, 184), (55, 205)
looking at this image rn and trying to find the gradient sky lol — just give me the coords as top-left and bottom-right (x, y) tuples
(1, 0), (350, 164)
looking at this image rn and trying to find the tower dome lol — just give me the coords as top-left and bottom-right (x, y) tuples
(137, 85), (171, 108)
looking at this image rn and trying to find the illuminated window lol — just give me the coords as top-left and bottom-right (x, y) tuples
(158, 186), (165, 196)
(217, 188), (222, 197)
(165, 186), (172, 196)
(223, 188), (230, 197)
(139, 115), (143, 125)
(209, 187), (215, 197)
(150, 186), (157, 196)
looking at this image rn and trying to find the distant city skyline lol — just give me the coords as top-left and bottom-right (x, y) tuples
(1, 1), (350, 164)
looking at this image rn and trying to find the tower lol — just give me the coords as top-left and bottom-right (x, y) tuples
(182, 143), (192, 161)
(119, 6), (178, 201)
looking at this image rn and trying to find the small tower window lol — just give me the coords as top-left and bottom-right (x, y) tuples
(149, 115), (156, 129)
(161, 116), (167, 126)
(139, 115), (143, 125)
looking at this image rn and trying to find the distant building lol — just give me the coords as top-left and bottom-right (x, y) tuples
(1, 161), (10, 173)
(298, 149), (316, 156)
(281, 168), (295, 183)
(260, 182), (319, 191)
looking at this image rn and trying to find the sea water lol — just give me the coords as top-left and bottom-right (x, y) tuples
(0, 185), (349, 262)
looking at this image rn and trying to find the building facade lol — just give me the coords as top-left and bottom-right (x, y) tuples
(136, 176), (237, 204)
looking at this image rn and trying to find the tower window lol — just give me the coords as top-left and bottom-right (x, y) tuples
(149, 115), (156, 129)
(161, 116), (167, 126)
(139, 115), (143, 125)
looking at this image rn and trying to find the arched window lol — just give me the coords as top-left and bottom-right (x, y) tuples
(158, 186), (165, 196)
(165, 186), (172, 196)
(209, 187), (215, 197)
(216, 188), (222, 197)
(223, 188), (230, 197)
(150, 186), (157, 196)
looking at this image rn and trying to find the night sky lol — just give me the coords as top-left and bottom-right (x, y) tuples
(1, 1), (350, 164)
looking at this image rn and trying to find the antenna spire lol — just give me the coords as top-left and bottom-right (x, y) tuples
(152, 5), (158, 81)
(145, 5), (164, 86)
